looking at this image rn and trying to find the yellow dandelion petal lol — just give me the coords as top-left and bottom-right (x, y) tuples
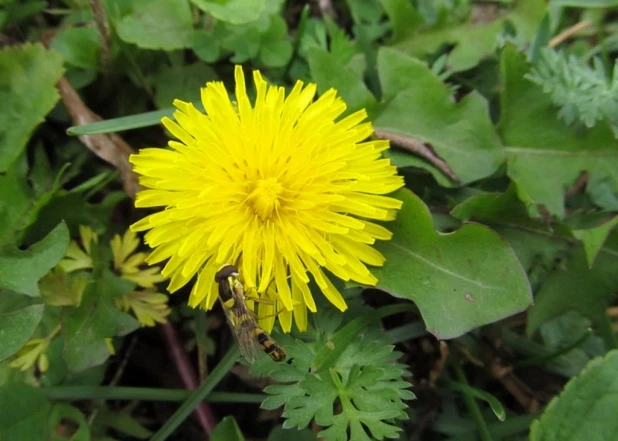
(131, 66), (403, 332)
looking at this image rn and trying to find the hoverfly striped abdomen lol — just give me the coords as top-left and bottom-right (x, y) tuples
(214, 264), (287, 364)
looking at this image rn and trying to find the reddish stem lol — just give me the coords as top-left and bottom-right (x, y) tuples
(159, 322), (218, 435)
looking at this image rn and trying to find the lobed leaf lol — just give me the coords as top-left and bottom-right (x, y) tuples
(373, 189), (532, 339)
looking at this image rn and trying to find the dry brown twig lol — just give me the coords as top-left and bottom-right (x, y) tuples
(56, 77), (140, 198)
(549, 19), (594, 48)
(375, 130), (461, 184)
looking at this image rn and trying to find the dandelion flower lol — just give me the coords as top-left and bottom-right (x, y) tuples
(130, 66), (404, 332)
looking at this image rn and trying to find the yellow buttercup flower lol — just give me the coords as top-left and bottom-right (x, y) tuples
(130, 66), (403, 332)
(58, 225), (97, 273)
(114, 290), (171, 327)
(111, 229), (167, 288)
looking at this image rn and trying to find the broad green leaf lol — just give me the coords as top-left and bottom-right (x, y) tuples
(527, 244), (618, 337)
(190, 0), (266, 25)
(388, 0), (544, 72)
(153, 63), (217, 109)
(191, 30), (221, 63)
(307, 47), (378, 117)
(63, 266), (138, 371)
(51, 26), (100, 69)
(374, 48), (504, 186)
(572, 216), (618, 268)
(0, 43), (64, 172)
(0, 383), (51, 440)
(379, 0), (423, 43)
(498, 46), (618, 218)
(0, 156), (34, 247)
(211, 416), (245, 441)
(530, 350), (618, 441)
(259, 15), (293, 68)
(0, 304), (44, 361)
(373, 189), (532, 339)
(0, 222), (69, 297)
(116, 0), (193, 50)
(450, 186), (570, 271)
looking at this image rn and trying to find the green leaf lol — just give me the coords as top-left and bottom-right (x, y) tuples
(258, 310), (413, 441)
(379, 0), (423, 43)
(527, 245), (618, 337)
(0, 304), (44, 361)
(0, 383), (51, 440)
(498, 45), (618, 218)
(190, 0), (266, 25)
(116, 0), (193, 50)
(374, 48), (504, 185)
(68, 108), (174, 135)
(446, 381), (506, 421)
(153, 63), (218, 109)
(530, 349), (618, 441)
(51, 26), (100, 69)
(389, 0), (544, 72)
(48, 403), (90, 441)
(450, 186), (570, 271)
(268, 426), (316, 441)
(191, 30), (221, 63)
(0, 222), (69, 297)
(573, 216), (618, 268)
(373, 189), (532, 339)
(211, 416), (245, 441)
(259, 15), (293, 68)
(550, 0), (618, 5)
(63, 268), (139, 372)
(0, 43), (64, 172)
(307, 47), (378, 117)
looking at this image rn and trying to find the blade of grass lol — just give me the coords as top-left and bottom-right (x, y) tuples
(452, 362), (493, 441)
(444, 381), (506, 422)
(150, 345), (240, 441)
(40, 387), (264, 403)
(67, 108), (173, 135)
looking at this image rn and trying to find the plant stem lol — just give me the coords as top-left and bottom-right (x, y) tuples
(150, 345), (240, 441)
(40, 387), (264, 403)
(452, 362), (493, 441)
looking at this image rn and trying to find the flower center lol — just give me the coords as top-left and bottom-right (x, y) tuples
(246, 178), (284, 220)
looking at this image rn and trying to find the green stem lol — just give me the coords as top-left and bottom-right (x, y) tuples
(150, 346), (240, 441)
(452, 362), (493, 441)
(40, 387), (264, 403)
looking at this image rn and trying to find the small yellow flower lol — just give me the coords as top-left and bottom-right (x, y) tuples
(10, 326), (60, 372)
(114, 290), (171, 327)
(111, 229), (166, 288)
(58, 225), (97, 273)
(130, 66), (403, 332)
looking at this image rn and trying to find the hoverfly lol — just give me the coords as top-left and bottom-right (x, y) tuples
(214, 264), (286, 364)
